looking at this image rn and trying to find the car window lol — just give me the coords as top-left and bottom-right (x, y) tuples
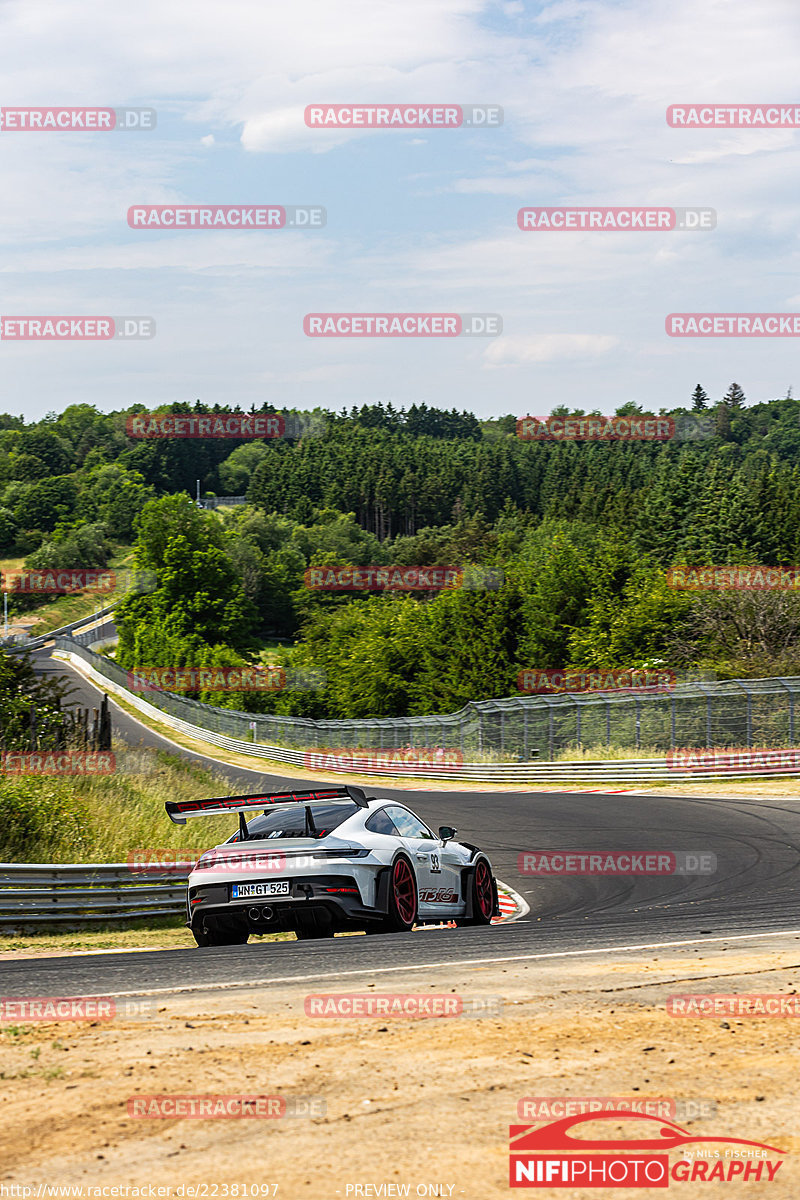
(385, 806), (435, 840)
(240, 801), (360, 840)
(364, 808), (401, 836)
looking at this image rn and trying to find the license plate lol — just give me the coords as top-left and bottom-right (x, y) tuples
(232, 881), (290, 899)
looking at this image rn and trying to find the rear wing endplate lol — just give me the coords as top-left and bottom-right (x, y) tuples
(165, 785), (368, 825)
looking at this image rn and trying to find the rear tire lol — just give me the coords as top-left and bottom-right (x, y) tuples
(377, 855), (418, 933)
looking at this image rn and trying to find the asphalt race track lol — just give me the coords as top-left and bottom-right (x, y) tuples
(4, 648), (799, 998)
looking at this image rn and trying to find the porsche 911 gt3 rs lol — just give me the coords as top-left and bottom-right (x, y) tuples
(164, 785), (499, 946)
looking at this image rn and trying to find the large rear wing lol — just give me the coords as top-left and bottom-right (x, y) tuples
(165, 785), (369, 825)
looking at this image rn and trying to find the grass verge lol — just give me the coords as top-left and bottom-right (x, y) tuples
(0, 920), (293, 956)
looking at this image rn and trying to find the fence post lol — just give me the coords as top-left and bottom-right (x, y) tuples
(606, 700), (611, 747)
(746, 690), (752, 748)
(574, 697), (581, 747)
(635, 698), (641, 750)
(670, 695), (676, 749)
(523, 706), (529, 761)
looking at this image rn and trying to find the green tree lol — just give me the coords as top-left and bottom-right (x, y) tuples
(691, 384), (710, 410)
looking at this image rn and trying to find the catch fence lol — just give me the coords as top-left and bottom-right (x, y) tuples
(51, 638), (800, 760)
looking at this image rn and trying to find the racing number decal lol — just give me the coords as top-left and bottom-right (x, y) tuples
(430, 852), (441, 873)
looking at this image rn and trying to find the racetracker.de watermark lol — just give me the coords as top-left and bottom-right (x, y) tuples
(667, 313), (800, 336)
(304, 993), (502, 1018)
(128, 849), (285, 874)
(0, 107), (156, 130)
(126, 412), (285, 439)
(126, 666), (322, 694)
(304, 313), (501, 337)
(518, 851), (716, 875)
(518, 207), (715, 230)
(303, 748), (464, 774)
(303, 565), (503, 590)
(517, 415), (675, 441)
(127, 666), (287, 694)
(0, 997), (151, 1021)
(0, 568), (156, 594)
(127, 206), (325, 229)
(0, 752), (116, 776)
(1, 317), (154, 340)
(518, 669), (676, 694)
(304, 104), (502, 128)
(667, 994), (800, 1016)
(667, 565), (800, 590)
(517, 1096), (718, 1121)
(668, 748), (800, 774)
(128, 1095), (325, 1118)
(667, 104), (800, 127)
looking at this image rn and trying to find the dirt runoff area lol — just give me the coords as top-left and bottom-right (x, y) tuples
(1, 934), (799, 1198)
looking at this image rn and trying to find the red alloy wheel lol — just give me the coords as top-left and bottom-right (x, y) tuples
(475, 859), (494, 920)
(392, 857), (417, 925)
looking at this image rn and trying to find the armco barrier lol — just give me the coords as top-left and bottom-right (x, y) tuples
(49, 642), (800, 782)
(0, 863), (187, 927)
(1, 603), (118, 652)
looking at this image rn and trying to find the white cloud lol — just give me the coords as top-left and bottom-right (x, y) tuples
(484, 333), (620, 365)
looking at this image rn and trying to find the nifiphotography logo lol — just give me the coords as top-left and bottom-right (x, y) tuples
(509, 1112), (786, 1187)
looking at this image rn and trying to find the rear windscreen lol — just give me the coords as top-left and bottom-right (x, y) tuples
(238, 801), (360, 840)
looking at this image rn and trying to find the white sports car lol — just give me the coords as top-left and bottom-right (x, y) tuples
(165, 784), (499, 946)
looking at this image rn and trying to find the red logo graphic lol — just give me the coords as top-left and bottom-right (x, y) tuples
(517, 416), (674, 441)
(128, 1095), (325, 1118)
(667, 105), (800, 127)
(667, 565), (800, 590)
(127, 667), (286, 694)
(303, 748), (463, 774)
(126, 413), (285, 439)
(667, 314), (800, 337)
(519, 207), (675, 230)
(304, 565), (461, 591)
(667, 748), (800, 774)
(0, 997), (116, 1022)
(667, 993), (800, 1017)
(510, 1113), (785, 1187)
(1, 569), (115, 593)
(303, 993), (503, 1019)
(518, 669), (675, 694)
(0, 752), (115, 776)
(304, 104), (502, 128)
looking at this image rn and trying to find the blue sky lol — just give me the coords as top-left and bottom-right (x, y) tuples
(2, 0), (800, 421)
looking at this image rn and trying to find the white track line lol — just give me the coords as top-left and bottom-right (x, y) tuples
(57, 927), (800, 1000)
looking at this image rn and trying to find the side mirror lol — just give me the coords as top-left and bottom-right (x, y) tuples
(438, 825), (457, 844)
